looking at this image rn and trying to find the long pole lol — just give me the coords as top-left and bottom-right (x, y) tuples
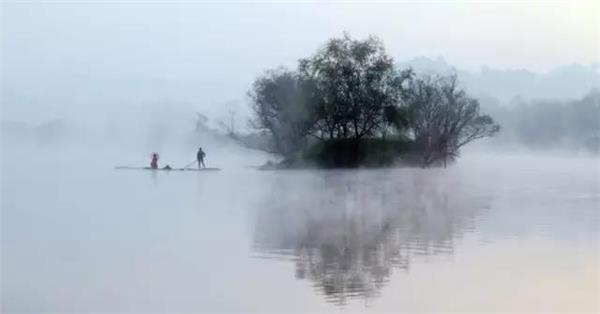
(183, 160), (196, 169)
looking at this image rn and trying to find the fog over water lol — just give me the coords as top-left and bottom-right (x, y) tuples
(2, 147), (599, 312)
(2, 1), (600, 312)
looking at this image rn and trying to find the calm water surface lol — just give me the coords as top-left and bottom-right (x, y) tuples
(2, 152), (599, 312)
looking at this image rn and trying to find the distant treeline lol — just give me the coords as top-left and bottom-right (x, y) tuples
(399, 57), (600, 103)
(246, 34), (499, 168)
(483, 90), (600, 152)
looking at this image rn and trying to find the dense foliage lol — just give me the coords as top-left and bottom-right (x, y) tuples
(249, 34), (500, 167)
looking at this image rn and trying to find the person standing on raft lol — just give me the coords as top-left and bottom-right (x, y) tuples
(197, 147), (206, 169)
(150, 152), (159, 169)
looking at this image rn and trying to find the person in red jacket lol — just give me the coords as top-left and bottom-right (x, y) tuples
(150, 152), (159, 169)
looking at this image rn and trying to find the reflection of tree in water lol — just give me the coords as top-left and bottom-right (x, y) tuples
(252, 169), (490, 305)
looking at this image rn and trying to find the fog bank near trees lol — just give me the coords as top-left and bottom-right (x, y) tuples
(3, 46), (598, 165)
(401, 57), (600, 103)
(480, 90), (600, 153)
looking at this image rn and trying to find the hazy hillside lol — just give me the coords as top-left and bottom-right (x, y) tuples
(400, 57), (600, 103)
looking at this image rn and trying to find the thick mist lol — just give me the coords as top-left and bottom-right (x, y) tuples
(3, 2), (599, 159)
(2, 149), (598, 311)
(2, 1), (599, 312)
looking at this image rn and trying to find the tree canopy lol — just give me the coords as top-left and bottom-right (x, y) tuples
(405, 75), (500, 166)
(248, 34), (500, 168)
(298, 34), (412, 141)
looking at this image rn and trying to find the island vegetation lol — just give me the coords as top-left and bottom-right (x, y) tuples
(246, 34), (500, 168)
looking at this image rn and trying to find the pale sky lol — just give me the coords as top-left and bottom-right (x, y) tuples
(2, 0), (599, 123)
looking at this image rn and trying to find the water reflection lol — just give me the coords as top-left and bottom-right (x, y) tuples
(252, 169), (491, 305)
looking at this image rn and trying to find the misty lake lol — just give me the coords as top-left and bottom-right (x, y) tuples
(2, 151), (599, 312)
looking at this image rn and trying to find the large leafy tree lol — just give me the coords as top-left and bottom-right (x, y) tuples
(298, 34), (411, 140)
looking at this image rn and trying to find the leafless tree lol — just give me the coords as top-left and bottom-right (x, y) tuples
(218, 101), (239, 138)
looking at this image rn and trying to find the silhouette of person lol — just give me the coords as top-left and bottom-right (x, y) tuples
(150, 152), (159, 169)
(197, 147), (206, 169)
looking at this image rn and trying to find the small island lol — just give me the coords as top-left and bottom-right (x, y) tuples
(244, 34), (500, 169)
